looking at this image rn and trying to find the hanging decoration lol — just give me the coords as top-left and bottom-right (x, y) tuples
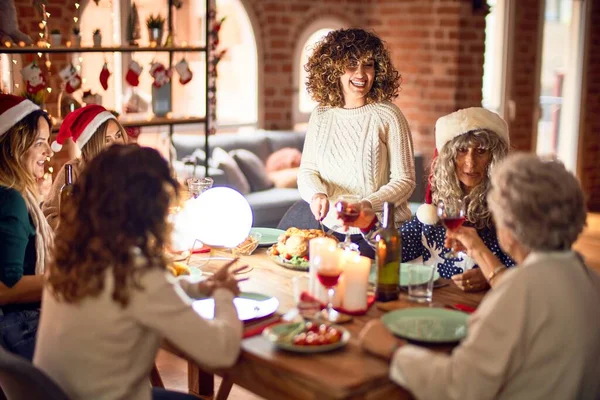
(59, 64), (82, 94)
(21, 62), (47, 94)
(174, 58), (192, 85)
(125, 60), (143, 87)
(149, 61), (171, 88)
(99, 62), (111, 90)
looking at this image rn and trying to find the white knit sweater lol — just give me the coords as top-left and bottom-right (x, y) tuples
(298, 102), (415, 232)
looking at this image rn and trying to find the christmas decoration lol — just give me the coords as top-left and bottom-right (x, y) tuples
(21, 63), (47, 94)
(59, 64), (82, 94)
(149, 62), (171, 88)
(99, 63), (111, 90)
(126, 2), (141, 46)
(82, 90), (102, 105)
(125, 60), (143, 87)
(174, 58), (193, 85)
(0, 0), (33, 44)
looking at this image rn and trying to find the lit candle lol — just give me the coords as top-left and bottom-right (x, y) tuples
(339, 251), (370, 312)
(66, 41), (72, 48)
(308, 237), (337, 303)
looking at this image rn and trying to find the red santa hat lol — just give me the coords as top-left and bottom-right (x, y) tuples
(51, 105), (116, 152)
(0, 94), (40, 137)
(417, 107), (510, 225)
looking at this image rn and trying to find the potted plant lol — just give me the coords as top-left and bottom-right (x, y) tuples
(71, 26), (82, 48)
(50, 29), (62, 47)
(146, 13), (165, 46)
(92, 28), (102, 47)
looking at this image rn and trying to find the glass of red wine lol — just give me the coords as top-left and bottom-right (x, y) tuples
(335, 195), (362, 251)
(315, 257), (343, 322)
(437, 198), (466, 259)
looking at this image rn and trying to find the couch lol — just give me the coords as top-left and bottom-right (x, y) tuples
(171, 130), (426, 228)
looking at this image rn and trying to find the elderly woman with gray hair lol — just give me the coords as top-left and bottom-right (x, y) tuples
(359, 153), (600, 399)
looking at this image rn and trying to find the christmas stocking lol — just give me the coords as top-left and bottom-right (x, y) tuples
(125, 60), (143, 87)
(20, 62), (46, 94)
(149, 62), (171, 88)
(174, 58), (193, 85)
(59, 64), (82, 94)
(99, 63), (111, 90)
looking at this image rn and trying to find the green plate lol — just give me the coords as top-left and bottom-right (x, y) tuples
(251, 227), (285, 247)
(382, 308), (468, 343)
(268, 253), (309, 271)
(263, 322), (350, 353)
(192, 292), (279, 321)
(369, 263), (440, 286)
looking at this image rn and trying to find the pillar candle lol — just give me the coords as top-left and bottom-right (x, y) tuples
(308, 237), (337, 303)
(340, 251), (371, 312)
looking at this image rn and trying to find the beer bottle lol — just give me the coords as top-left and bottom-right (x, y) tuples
(374, 202), (401, 302)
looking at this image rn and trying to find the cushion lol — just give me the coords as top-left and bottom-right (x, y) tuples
(211, 147), (251, 194)
(267, 168), (299, 188)
(265, 147), (302, 172)
(230, 149), (274, 192)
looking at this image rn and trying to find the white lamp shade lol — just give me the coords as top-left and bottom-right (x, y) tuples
(172, 187), (253, 249)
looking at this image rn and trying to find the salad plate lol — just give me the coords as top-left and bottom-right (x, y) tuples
(263, 322), (350, 353)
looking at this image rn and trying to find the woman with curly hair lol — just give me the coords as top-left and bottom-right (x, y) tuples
(341, 108), (514, 291)
(34, 145), (243, 400)
(359, 153), (600, 399)
(0, 94), (54, 360)
(297, 28), (415, 256)
(42, 104), (126, 229)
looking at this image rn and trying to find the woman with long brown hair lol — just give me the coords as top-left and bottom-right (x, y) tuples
(0, 94), (54, 360)
(34, 145), (243, 400)
(42, 104), (126, 229)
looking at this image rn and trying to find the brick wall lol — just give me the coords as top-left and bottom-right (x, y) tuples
(580, 1), (600, 212)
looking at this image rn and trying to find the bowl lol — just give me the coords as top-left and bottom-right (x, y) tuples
(231, 232), (262, 256)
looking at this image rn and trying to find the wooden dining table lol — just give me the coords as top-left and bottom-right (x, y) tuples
(163, 248), (486, 400)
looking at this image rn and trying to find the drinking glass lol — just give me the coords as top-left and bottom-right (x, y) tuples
(314, 254), (343, 322)
(292, 276), (321, 319)
(437, 198), (466, 259)
(187, 177), (214, 199)
(334, 195), (362, 251)
(407, 264), (436, 303)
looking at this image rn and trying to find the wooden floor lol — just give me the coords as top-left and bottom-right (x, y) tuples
(156, 213), (600, 399)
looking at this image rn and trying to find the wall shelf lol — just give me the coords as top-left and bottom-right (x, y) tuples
(49, 115), (206, 133)
(0, 45), (206, 54)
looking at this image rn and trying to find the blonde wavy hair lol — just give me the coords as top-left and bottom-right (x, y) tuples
(304, 28), (400, 108)
(488, 153), (586, 251)
(48, 145), (179, 307)
(80, 118), (127, 164)
(0, 110), (51, 194)
(431, 129), (508, 229)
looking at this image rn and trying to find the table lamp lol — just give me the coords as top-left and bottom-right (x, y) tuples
(171, 187), (253, 250)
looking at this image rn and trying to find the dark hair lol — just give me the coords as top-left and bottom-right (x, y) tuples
(48, 145), (179, 307)
(304, 28), (401, 108)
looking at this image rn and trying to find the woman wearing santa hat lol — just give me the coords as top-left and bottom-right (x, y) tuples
(42, 104), (126, 229)
(341, 107), (514, 292)
(0, 94), (54, 360)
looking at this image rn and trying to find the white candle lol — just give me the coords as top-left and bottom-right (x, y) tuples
(308, 237), (338, 304)
(340, 251), (370, 312)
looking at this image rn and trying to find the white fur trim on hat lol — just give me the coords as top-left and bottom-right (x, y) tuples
(435, 107), (509, 152)
(74, 111), (115, 150)
(0, 99), (39, 136)
(416, 203), (439, 225)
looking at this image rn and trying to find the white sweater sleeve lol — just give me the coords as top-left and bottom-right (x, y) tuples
(128, 270), (243, 369)
(365, 104), (416, 211)
(298, 108), (329, 203)
(388, 271), (527, 400)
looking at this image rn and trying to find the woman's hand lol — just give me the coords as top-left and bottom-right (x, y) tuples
(200, 259), (248, 296)
(337, 203), (377, 231)
(445, 226), (486, 257)
(310, 193), (329, 221)
(37, 173), (52, 202)
(358, 320), (404, 360)
(452, 268), (489, 292)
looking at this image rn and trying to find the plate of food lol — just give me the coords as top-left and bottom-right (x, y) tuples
(263, 321), (349, 353)
(267, 227), (338, 271)
(167, 261), (203, 281)
(192, 292), (279, 321)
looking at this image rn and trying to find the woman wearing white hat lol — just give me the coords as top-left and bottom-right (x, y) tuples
(341, 107), (514, 292)
(0, 94), (54, 360)
(42, 104), (126, 229)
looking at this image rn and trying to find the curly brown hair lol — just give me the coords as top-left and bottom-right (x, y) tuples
(304, 28), (401, 108)
(48, 144), (179, 307)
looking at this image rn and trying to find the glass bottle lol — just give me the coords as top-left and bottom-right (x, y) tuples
(59, 164), (74, 217)
(374, 202), (401, 302)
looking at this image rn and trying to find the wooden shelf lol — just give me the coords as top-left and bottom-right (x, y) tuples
(50, 115), (206, 132)
(0, 45), (206, 54)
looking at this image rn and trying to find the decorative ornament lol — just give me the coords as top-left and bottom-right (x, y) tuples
(59, 64), (82, 94)
(125, 60), (143, 87)
(21, 62), (47, 94)
(127, 2), (141, 46)
(149, 61), (171, 88)
(174, 58), (193, 85)
(99, 62), (111, 90)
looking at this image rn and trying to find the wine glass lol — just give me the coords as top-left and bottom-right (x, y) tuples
(437, 198), (466, 259)
(314, 255), (343, 322)
(335, 195), (362, 251)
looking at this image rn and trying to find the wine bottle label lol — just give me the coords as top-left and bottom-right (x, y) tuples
(378, 261), (400, 284)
